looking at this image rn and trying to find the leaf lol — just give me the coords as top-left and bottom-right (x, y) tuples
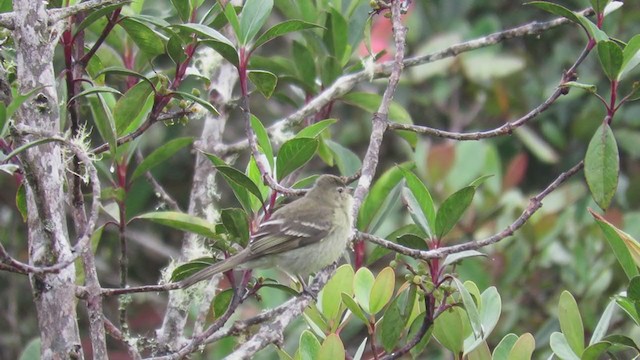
(318, 333), (345, 360)
(275, 137), (318, 180)
(397, 233), (429, 251)
(212, 289), (233, 318)
(120, 17), (165, 58)
(204, 154), (256, 212)
(576, 14), (609, 42)
(597, 40), (624, 80)
(299, 330), (321, 360)
(620, 34), (640, 80)
(590, 299), (616, 344)
(320, 264), (354, 323)
(369, 267), (395, 314)
(591, 209), (640, 279)
(585, 123), (619, 210)
(253, 20), (322, 51)
(94, 67), (156, 89)
(468, 341), (492, 360)
(172, 23), (238, 66)
(323, 7), (348, 64)
(558, 291), (584, 356)
(433, 307), (468, 355)
(379, 287), (416, 352)
(171, 90), (219, 115)
(166, 33), (186, 64)
(74, 3), (124, 36)
(170, 257), (217, 281)
(453, 278), (482, 340)
(16, 183), (27, 222)
(341, 293), (368, 325)
(325, 140), (361, 177)
(550, 332), (580, 360)
(136, 211), (217, 238)
(238, 0), (273, 46)
(131, 137), (193, 181)
(493, 334), (519, 360)
(581, 342), (613, 360)
(221, 2), (240, 35)
(400, 167), (436, 236)
(353, 267), (375, 313)
(221, 208), (250, 247)
(248, 70), (278, 98)
(292, 40), (317, 91)
(88, 93), (117, 153)
(507, 333), (535, 360)
(525, 2), (581, 25)
(18, 338), (40, 360)
(250, 115), (274, 169)
(443, 250), (487, 267)
(435, 186), (476, 239)
(114, 80), (154, 135)
(295, 119), (337, 139)
(69, 86), (122, 103)
(590, 0), (610, 14)
(170, 0), (191, 21)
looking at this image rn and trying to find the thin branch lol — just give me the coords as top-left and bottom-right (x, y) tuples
(48, 0), (130, 24)
(388, 41), (593, 140)
(135, 149), (182, 212)
(221, 8), (593, 155)
(104, 316), (142, 360)
(358, 161), (584, 260)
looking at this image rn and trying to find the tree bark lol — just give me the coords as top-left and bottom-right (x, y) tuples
(12, 0), (82, 358)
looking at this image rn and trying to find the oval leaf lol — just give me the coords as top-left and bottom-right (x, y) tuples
(275, 137), (318, 181)
(558, 291), (585, 356)
(136, 211), (217, 238)
(132, 137), (193, 181)
(369, 267), (395, 314)
(435, 186), (476, 239)
(584, 123), (619, 210)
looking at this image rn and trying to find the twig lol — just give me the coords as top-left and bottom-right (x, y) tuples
(48, 0), (130, 24)
(104, 316), (142, 360)
(358, 161), (584, 260)
(221, 8), (594, 155)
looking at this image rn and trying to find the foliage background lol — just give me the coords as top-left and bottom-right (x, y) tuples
(1, 0), (640, 359)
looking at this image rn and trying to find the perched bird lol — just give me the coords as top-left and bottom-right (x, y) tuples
(177, 174), (354, 288)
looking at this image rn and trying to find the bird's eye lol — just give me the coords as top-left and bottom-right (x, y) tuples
(337, 187), (344, 193)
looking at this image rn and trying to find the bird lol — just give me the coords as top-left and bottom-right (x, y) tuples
(176, 174), (354, 288)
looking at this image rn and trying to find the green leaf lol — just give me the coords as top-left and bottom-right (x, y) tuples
(590, 0), (610, 14)
(407, 313), (433, 357)
(295, 119), (337, 139)
(171, 257), (218, 281)
(620, 34), (640, 80)
(323, 7), (348, 64)
(18, 338), (40, 360)
(581, 342), (613, 360)
(120, 17), (166, 58)
(88, 93), (117, 153)
(597, 40), (624, 80)
(525, 2), (581, 24)
(253, 20), (322, 51)
(443, 250), (486, 267)
(2, 87), (45, 138)
(132, 137), (192, 181)
(435, 186), (476, 239)
(94, 67), (156, 89)
(248, 70), (278, 98)
(318, 333), (345, 360)
(74, 3), (124, 36)
(321, 56), (341, 87)
(576, 14), (609, 42)
(584, 123), (619, 210)
(304, 304), (330, 334)
(292, 40), (317, 91)
(558, 291), (584, 356)
(137, 211), (217, 238)
(171, 90), (219, 115)
(379, 287), (415, 352)
(353, 267), (375, 313)
(369, 267), (395, 315)
(357, 163), (413, 232)
(453, 278), (482, 341)
(114, 81), (154, 135)
(221, 208), (250, 247)
(341, 293), (368, 325)
(170, 0), (191, 21)
(166, 34), (186, 64)
(212, 288), (233, 318)
(493, 334), (519, 360)
(250, 115), (274, 169)
(397, 233), (429, 251)
(433, 307), (468, 355)
(400, 168), (436, 236)
(222, 2), (241, 36)
(216, 166), (265, 208)
(172, 23), (238, 66)
(550, 332), (580, 360)
(238, 0), (273, 46)
(320, 264), (354, 323)
(507, 333), (535, 360)
(591, 299), (616, 344)
(591, 209), (640, 279)
(468, 342), (492, 360)
(0, 103), (6, 138)
(325, 140), (361, 177)
(465, 287), (502, 354)
(16, 183), (27, 222)
(299, 330), (321, 360)
(69, 86), (122, 103)
(275, 137), (318, 180)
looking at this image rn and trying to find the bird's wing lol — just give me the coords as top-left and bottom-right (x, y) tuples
(247, 205), (333, 257)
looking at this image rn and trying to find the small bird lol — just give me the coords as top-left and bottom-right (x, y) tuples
(177, 174), (354, 288)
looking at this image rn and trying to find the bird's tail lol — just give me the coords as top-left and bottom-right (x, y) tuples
(177, 251), (249, 288)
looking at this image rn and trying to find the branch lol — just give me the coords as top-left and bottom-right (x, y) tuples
(135, 149), (182, 212)
(48, 0), (130, 24)
(221, 8), (593, 155)
(358, 161), (584, 260)
(388, 40), (593, 140)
